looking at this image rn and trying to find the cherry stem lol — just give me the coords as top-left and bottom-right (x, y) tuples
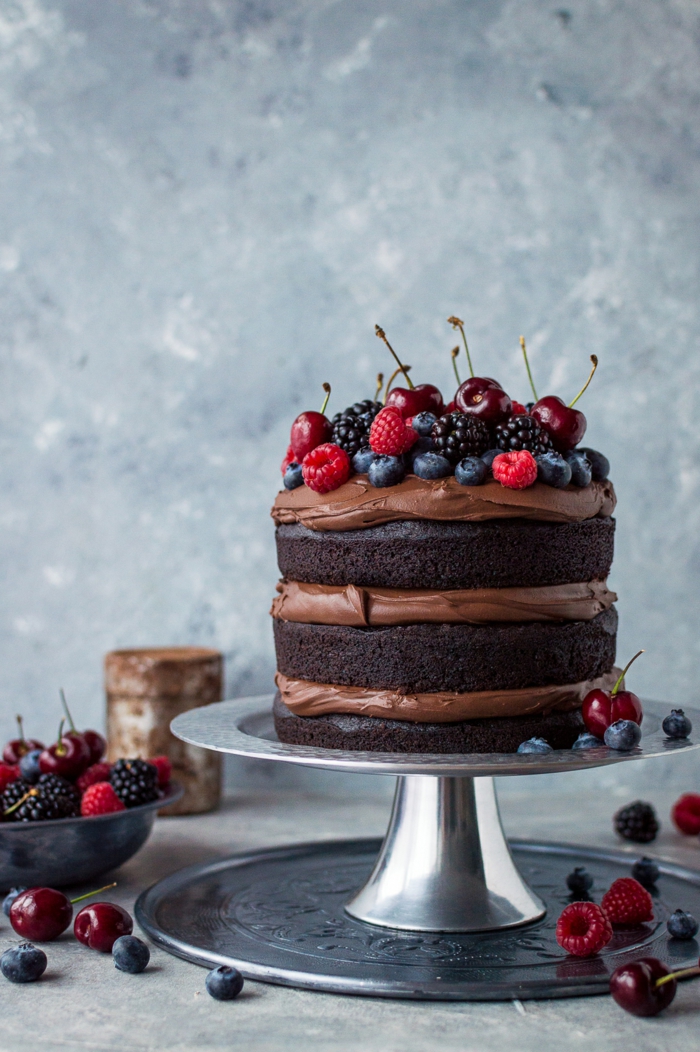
(70, 882), (118, 906)
(451, 346), (461, 386)
(569, 355), (598, 408)
(55, 717), (67, 757)
(59, 688), (76, 733)
(4, 788), (37, 816)
(520, 336), (539, 402)
(656, 965), (700, 988)
(15, 715), (26, 746)
(374, 373), (384, 402)
(319, 383), (331, 416)
(384, 365), (411, 403)
(447, 316), (474, 378)
(375, 325), (414, 389)
(611, 650), (645, 696)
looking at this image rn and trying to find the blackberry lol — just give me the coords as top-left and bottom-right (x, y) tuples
(614, 801), (659, 844)
(2, 774), (79, 822)
(110, 759), (159, 808)
(494, 414), (552, 456)
(431, 412), (490, 464)
(330, 400), (383, 457)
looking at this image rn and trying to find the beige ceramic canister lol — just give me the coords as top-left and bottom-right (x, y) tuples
(105, 647), (222, 815)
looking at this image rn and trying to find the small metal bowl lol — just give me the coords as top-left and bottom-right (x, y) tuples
(0, 783), (183, 890)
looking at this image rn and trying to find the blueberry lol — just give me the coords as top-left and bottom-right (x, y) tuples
(667, 909), (699, 940)
(571, 732), (604, 750)
(19, 749), (42, 784)
(566, 866), (593, 893)
(205, 964), (244, 1001)
(1, 943), (47, 983)
(283, 462), (304, 490)
(481, 449), (502, 473)
(536, 451), (572, 489)
(406, 436), (436, 468)
(113, 935), (150, 974)
(662, 709), (692, 739)
(411, 412), (437, 437)
(565, 451), (593, 487)
(3, 887), (26, 917)
(516, 737), (553, 754)
(368, 455), (406, 488)
(352, 447), (378, 474)
(578, 447), (610, 482)
(604, 719), (642, 751)
(455, 457), (488, 486)
(412, 452), (453, 480)
(631, 856), (660, 888)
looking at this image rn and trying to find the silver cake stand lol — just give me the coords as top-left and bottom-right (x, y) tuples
(136, 696), (700, 1000)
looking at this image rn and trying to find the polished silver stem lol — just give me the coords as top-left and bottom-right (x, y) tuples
(344, 775), (546, 932)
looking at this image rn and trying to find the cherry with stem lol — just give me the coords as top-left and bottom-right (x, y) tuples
(384, 365), (411, 403)
(448, 316), (474, 378)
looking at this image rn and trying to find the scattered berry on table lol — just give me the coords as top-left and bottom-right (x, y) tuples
(280, 444), (295, 476)
(410, 411), (438, 437)
(566, 867), (593, 894)
(516, 737), (552, 754)
(76, 762), (113, 793)
(301, 443), (351, 495)
(577, 447), (610, 482)
(113, 934), (150, 973)
(431, 412), (490, 463)
(671, 793), (700, 835)
(18, 749), (42, 784)
(110, 758), (159, 808)
(2, 773), (80, 822)
(368, 454), (406, 488)
(571, 732), (604, 750)
(565, 451), (593, 488)
(205, 964), (244, 1000)
(454, 456), (488, 486)
(74, 902), (133, 952)
(10, 887), (73, 941)
(492, 450), (538, 490)
(555, 901), (612, 956)
(0, 943), (47, 984)
(494, 414), (552, 456)
(662, 709), (692, 739)
(150, 755), (172, 788)
(0, 762), (19, 792)
(614, 801), (659, 843)
(610, 958), (676, 1017)
(352, 447), (378, 474)
(3, 886), (27, 917)
(331, 400), (383, 457)
(369, 406), (417, 456)
(631, 857), (659, 888)
(666, 909), (699, 940)
(535, 451), (572, 489)
(601, 877), (654, 926)
(283, 462), (304, 490)
(81, 782), (126, 817)
(412, 452), (453, 480)
(604, 719), (641, 751)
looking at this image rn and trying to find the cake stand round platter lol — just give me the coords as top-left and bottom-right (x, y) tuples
(135, 696), (700, 1001)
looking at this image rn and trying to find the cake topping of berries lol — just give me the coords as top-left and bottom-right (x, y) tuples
(81, 782), (126, 817)
(430, 412), (489, 463)
(601, 877), (653, 926)
(555, 900), (612, 956)
(614, 800), (659, 843)
(494, 414), (552, 456)
(301, 443), (351, 494)
(369, 406), (418, 456)
(492, 450), (538, 489)
(289, 384), (332, 462)
(331, 400), (383, 456)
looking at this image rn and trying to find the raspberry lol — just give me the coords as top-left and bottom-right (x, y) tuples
(76, 762), (112, 793)
(301, 443), (351, 494)
(671, 793), (700, 835)
(601, 877), (654, 926)
(556, 901), (613, 957)
(369, 407), (417, 456)
(492, 450), (538, 489)
(0, 763), (20, 793)
(281, 444), (295, 475)
(81, 782), (126, 817)
(150, 755), (172, 787)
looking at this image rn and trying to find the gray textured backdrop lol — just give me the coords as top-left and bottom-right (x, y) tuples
(1, 0), (700, 793)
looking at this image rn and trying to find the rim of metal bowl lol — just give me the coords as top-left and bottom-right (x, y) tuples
(0, 782), (183, 831)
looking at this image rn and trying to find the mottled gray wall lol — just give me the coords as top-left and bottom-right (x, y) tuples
(1, 0), (700, 792)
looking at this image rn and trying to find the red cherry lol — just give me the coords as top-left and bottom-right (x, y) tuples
(10, 887), (73, 942)
(581, 652), (645, 738)
(385, 384), (444, 419)
(455, 377), (512, 424)
(81, 729), (106, 764)
(531, 395), (587, 452)
(74, 902), (133, 952)
(290, 411), (332, 462)
(610, 958), (677, 1017)
(3, 716), (43, 764)
(38, 720), (91, 781)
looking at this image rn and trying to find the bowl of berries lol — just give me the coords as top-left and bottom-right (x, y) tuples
(0, 703), (182, 889)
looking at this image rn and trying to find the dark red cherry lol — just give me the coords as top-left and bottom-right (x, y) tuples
(39, 721), (91, 781)
(610, 958), (676, 1017)
(81, 729), (106, 764)
(455, 377), (512, 424)
(581, 652), (644, 739)
(290, 411), (331, 462)
(385, 384), (444, 419)
(10, 887), (73, 942)
(74, 902), (133, 952)
(3, 716), (43, 765)
(531, 395), (586, 452)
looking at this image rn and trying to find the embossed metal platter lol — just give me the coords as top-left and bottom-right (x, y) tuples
(171, 696), (700, 777)
(136, 839), (700, 1000)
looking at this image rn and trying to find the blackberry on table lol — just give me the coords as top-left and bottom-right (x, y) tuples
(431, 412), (490, 464)
(110, 759), (159, 808)
(2, 774), (79, 822)
(330, 400), (383, 457)
(614, 801), (659, 843)
(494, 414), (552, 456)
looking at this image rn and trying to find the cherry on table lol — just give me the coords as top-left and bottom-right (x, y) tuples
(74, 902), (133, 952)
(610, 957), (678, 1016)
(9, 882), (118, 942)
(3, 715), (43, 765)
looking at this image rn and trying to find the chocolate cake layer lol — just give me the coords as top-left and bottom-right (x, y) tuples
(275, 517), (615, 590)
(273, 607), (617, 693)
(273, 693), (586, 753)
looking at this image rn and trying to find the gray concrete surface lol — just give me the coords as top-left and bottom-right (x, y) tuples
(2, 785), (700, 1052)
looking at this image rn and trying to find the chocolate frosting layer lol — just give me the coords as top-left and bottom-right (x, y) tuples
(272, 476), (616, 531)
(271, 579), (617, 626)
(275, 668), (621, 723)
